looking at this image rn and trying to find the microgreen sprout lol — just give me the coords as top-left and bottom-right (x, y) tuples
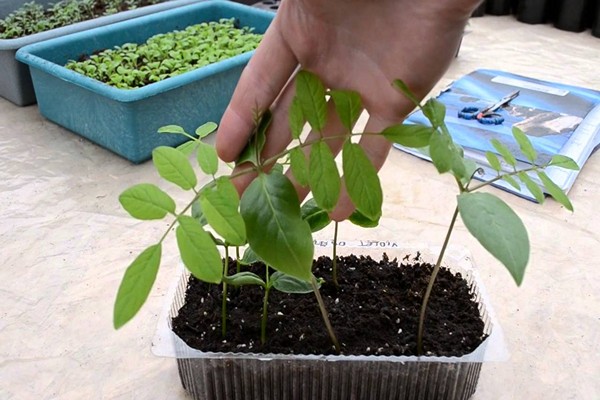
(0, 0), (163, 39)
(64, 18), (263, 89)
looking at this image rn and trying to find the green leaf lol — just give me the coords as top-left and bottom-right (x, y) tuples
(549, 155), (579, 170)
(240, 172), (314, 281)
(330, 89), (362, 132)
(309, 141), (341, 212)
(502, 174), (521, 190)
(241, 246), (262, 265)
(349, 208), (380, 228)
(289, 147), (309, 187)
(176, 140), (198, 157)
(289, 96), (305, 140)
(460, 158), (479, 186)
(152, 146), (197, 190)
(392, 79), (420, 106)
(491, 139), (517, 168)
(176, 215), (223, 284)
(457, 192), (529, 285)
(429, 132), (454, 174)
(301, 198), (331, 232)
(422, 98), (446, 128)
(157, 125), (187, 135)
(200, 177), (246, 246)
(381, 123), (434, 148)
(295, 70), (327, 132)
(114, 244), (161, 329)
(197, 142), (219, 176)
(537, 171), (574, 211)
(271, 271), (315, 294)
(342, 141), (382, 220)
(485, 151), (502, 172)
(195, 121), (218, 139)
(512, 127), (537, 163)
(517, 172), (545, 204)
(224, 271), (265, 287)
(236, 109), (271, 167)
(191, 199), (208, 226)
(119, 183), (176, 220)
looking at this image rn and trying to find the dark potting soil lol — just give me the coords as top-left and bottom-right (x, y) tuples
(172, 254), (487, 357)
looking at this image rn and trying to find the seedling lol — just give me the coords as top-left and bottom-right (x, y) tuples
(0, 0), (163, 39)
(65, 19), (263, 89)
(114, 70), (577, 356)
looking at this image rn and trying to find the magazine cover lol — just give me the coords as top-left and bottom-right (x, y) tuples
(395, 69), (600, 201)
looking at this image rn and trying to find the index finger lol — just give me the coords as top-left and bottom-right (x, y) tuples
(216, 19), (299, 162)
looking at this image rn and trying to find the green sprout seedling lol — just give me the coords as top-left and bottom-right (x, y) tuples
(0, 0), (162, 39)
(64, 19), (263, 89)
(114, 70), (578, 356)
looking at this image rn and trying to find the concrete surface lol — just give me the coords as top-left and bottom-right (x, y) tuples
(1, 15), (599, 400)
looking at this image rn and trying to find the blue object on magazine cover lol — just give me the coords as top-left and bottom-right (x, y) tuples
(395, 69), (600, 201)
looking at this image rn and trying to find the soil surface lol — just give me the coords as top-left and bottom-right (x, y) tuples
(172, 254), (487, 357)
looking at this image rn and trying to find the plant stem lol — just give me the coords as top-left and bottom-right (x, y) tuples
(261, 266), (270, 345)
(417, 205), (460, 355)
(221, 246), (229, 338)
(311, 275), (341, 353)
(332, 221), (339, 287)
(236, 246), (241, 273)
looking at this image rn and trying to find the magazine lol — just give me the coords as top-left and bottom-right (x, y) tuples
(394, 69), (600, 201)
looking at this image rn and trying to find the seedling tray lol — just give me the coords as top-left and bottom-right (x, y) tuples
(0, 0), (202, 106)
(152, 244), (509, 400)
(15, 1), (274, 163)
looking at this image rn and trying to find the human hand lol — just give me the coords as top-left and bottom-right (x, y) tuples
(216, 0), (482, 220)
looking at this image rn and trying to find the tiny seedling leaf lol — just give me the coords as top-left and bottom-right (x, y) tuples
(485, 151), (502, 172)
(349, 208), (380, 228)
(295, 70), (327, 132)
(240, 172), (314, 281)
(199, 177), (246, 246)
(195, 121), (218, 139)
(152, 146), (197, 190)
(301, 198), (331, 232)
(114, 244), (162, 329)
(537, 171), (574, 211)
(422, 98), (446, 128)
(381, 123), (434, 148)
(271, 271), (315, 294)
(197, 142), (219, 176)
(119, 183), (176, 220)
(309, 141), (341, 212)
(429, 132), (454, 174)
(177, 141), (198, 157)
(289, 147), (309, 187)
(289, 96), (305, 140)
(549, 155), (579, 170)
(512, 127), (537, 163)
(458, 192), (529, 285)
(176, 215), (223, 284)
(224, 271), (265, 287)
(491, 139), (517, 168)
(517, 172), (545, 204)
(241, 246), (262, 265)
(158, 125), (187, 136)
(392, 79), (420, 106)
(236, 110), (272, 167)
(330, 89), (363, 132)
(502, 174), (521, 190)
(342, 141), (383, 221)
(191, 199), (208, 226)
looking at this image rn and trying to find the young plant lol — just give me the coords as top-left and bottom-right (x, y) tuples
(114, 70), (577, 356)
(65, 18), (263, 89)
